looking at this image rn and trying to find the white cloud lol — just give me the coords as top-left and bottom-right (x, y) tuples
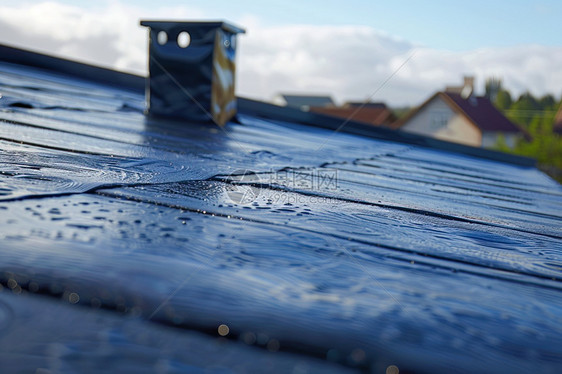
(236, 24), (415, 105)
(0, 1), (202, 73)
(237, 23), (562, 106)
(0, 1), (561, 106)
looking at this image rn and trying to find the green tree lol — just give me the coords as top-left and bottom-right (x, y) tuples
(494, 90), (512, 111)
(539, 94), (556, 110)
(506, 92), (541, 127)
(496, 106), (562, 182)
(485, 77), (502, 102)
(493, 89), (562, 183)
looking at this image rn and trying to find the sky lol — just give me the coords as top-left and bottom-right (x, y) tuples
(0, 0), (561, 106)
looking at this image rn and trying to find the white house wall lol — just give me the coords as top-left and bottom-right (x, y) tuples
(482, 132), (518, 149)
(401, 96), (482, 147)
(272, 94), (288, 106)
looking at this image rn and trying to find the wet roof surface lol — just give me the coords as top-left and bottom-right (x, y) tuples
(0, 57), (562, 374)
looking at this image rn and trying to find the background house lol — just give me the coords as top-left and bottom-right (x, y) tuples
(393, 77), (526, 148)
(272, 94), (334, 111)
(310, 101), (397, 127)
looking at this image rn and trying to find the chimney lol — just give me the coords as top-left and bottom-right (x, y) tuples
(461, 76), (474, 99)
(140, 20), (245, 126)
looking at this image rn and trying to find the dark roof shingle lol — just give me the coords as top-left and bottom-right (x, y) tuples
(444, 92), (523, 133)
(1, 44), (561, 374)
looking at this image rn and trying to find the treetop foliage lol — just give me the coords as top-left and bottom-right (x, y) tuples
(488, 78), (562, 182)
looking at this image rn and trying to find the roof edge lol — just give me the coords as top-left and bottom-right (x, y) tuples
(391, 92), (440, 129)
(0, 44), (536, 167)
(0, 43), (145, 92)
(238, 97), (536, 167)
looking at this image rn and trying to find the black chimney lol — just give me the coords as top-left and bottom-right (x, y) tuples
(140, 20), (245, 126)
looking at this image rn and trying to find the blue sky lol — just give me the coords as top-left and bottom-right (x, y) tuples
(234, 0), (558, 49)
(1, 1), (561, 105)
(65, 0), (561, 50)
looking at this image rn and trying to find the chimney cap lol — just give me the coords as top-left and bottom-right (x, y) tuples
(140, 20), (246, 35)
(140, 19), (245, 126)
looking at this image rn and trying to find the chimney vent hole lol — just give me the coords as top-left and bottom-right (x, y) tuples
(177, 31), (191, 48)
(157, 31), (168, 45)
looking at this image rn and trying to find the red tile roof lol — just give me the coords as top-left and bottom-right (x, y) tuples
(309, 105), (396, 127)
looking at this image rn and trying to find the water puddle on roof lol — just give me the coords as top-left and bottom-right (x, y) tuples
(1, 62), (562, 373)
(1, 192), (562, 373)
(95, 179), (562, 283)
(0, 140), (201, 201)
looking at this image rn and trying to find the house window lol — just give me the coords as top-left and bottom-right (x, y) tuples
(431, 112), (448, 129)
